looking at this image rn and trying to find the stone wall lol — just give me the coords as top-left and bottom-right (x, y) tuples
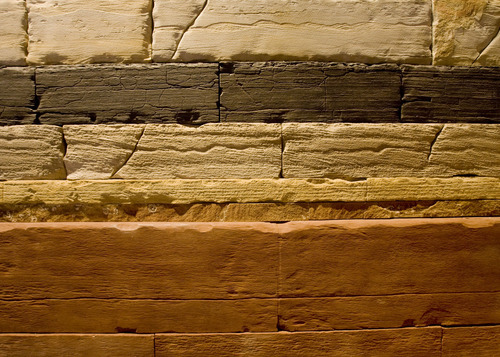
(0, 0), (499, 356)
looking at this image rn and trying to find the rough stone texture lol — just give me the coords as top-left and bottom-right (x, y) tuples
(283, 123), (500, 179)
(1, 200), (498, 222)
(36, 64), (218, 124)
(279, 293), (500, 331)
(442, 326), (500, 356)
(112, 124), (281, 179)
(0, 67), (35, 124)
(280, 218), (500, 297)
(433, 0), (500, 66)
(0, 0), (27, 65)
(26, 0), (152, 65)
(2, 178), (498, 205)
(0, 222), (278, 300)
(220, 62), (401, 123)
(63, 125), (145, 180)
(153, 0), (432, 64)
(0, 125), (65, 180)
(0, 334), (154, 357)
(402, 65), (500, 123)
(0, 299), (277, 333)
(155, 328), (442, 356)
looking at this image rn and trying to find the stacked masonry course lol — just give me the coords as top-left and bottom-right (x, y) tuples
(0, 0), (499, 356)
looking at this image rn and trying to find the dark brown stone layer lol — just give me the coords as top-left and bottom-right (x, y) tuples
(0, 67), (36, 124)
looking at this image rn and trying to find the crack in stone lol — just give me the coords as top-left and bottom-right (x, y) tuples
(111, 126), (145, 178)
(472, 22), (500, 65)
(427, 125), (444, 161)
(172, 0), (209, 60)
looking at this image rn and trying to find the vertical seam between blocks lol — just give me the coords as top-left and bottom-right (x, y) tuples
(149, 0), (155, 62)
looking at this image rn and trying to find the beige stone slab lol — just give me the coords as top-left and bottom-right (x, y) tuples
(0, 125), (65, 180)
(2, 178), (498, 205)
(0, 334), (154, 357)
(155, 328), (442, 357)
(0, 222), (278, 300)
(280, 218), (500, 297)
(113, 124), (282, 179)
(433, 0), (500, 66)
(63, 125), (145, 180)
(279, 293), (500, 331)
(442, 326), (500, 356)
(0, 298), (277, 333)
(0, 0), (27, 65)
(154, 0), (432, 64)
(26, 0), (152, 65)
(282, 123), (500, 179)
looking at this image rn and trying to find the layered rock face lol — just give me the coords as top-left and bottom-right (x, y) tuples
(0, 0), (499, 356)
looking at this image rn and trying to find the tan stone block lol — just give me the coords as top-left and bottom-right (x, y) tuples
(0, 222), (278, 299)
(113, 124), (282, 179)
(0, 334), (153, 357)
(0, 0), (27, 65)
(26, 0), (152, 65)
(155, 328), (442, 357)
(154, 0), (431, 64)
(0, 299), (277, 333)
(442, 326), (500, 356)
(279, 293), (500, 331)
(433, 0), (500, 66)
(280, 218), (500, 297)
(63, 125), (145, 180)
(0, 125), (65, 180)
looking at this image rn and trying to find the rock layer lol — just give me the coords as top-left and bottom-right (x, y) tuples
(0, 0), (27, 65)
(0, 68), (35, 125)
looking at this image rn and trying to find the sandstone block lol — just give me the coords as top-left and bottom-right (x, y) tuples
(279, 218), (500, 297)
(155, 328), (442, 356)
(0, 0), (27, 65)
(112, 124), (282, 179)
(0, 67), (35, 124)
(63, 125), (145, 180)
(0, 334), (153, 357)
(433, 0), (500, 66)
(0, 222), (278, 300)
(0, 299), (277, 333)
(442, 326), (500, 356)
(402, 65), (500, 123)
(279, 293), (500, 331)
(220, 62), (401, 122)
(36, 64), (218, 124)
(0, 125), (65, 180)
(26, 0), (152, 65)
(153, 0), (432, 64)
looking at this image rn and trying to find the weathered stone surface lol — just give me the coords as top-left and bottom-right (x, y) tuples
(442, 326), (500, 356)
(155, 328), (442, 356)
(0, 299), (276, 333)
(0, 222), (278, 299)
(0, 125), (65, 180)
(26, 0), (152, 65)
(283, 123), (500, 178)
(63, 125), (145, 180)
(433, 0), (500, 66)
(280, 218), (500, 297)
(1, 200), (498, 222)
(154, 0), (432, 64)
(113, 124), (281, 179)
(0, 67), (35, 124)
(279, 293), (500, 331)
(2, 178), (498, 205)
(402, 65), (500, 123)
(36, 64), (218, 124)
(0, 334), (153, 357)
(220, 62), (401, 122)
(0, 0), (27, 65)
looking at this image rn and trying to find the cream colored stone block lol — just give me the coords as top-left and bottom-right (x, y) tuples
(433, 0), (500, 66)
(153, 0), (431, 64)
(113, 124), (282, 179)
(26, 0), (152, 65)
(0, 126), (65, 180)
(63, 125), (145, 180)
(0, 0), (27, 65)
